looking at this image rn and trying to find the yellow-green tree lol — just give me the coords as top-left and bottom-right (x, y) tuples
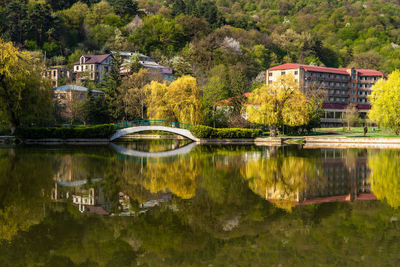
(145, 81), (174, 120)
(0, 39), (53, 132)
(246, 74), (309, 136)
(368, 150), (400, 208)
(145, 75), (202, 124)
(241, 149), (324, 211)
(368, 70), (400, 134)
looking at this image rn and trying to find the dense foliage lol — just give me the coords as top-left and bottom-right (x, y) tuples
(191, 125), (262, 138)
(369, 70), (400, 134)
(2, 0), (399, 131)
(15, 124), (117, 139)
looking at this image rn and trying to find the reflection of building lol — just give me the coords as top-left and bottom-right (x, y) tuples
(266, 149), (376, 206)
(72, 187), (110, 214)
(266, 64), (385, 127)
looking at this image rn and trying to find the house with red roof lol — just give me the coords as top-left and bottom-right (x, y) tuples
(73, 54), (113, 82)
(267, 63), (385, 127)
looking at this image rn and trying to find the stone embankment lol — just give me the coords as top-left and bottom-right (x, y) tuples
(304, 137), (400, 148)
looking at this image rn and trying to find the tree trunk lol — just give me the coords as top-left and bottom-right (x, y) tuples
(270, 124), (277, 137)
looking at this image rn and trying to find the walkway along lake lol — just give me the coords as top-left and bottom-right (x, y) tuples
(0, 141), (399, 266)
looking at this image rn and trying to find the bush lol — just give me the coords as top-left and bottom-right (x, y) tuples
(191, 125), (262, 138)
(15, 124), (117, 139)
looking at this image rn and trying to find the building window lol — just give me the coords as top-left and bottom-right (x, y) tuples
(60, 93), (66, 99)
(281, 71), (285, 75)
(269, 72), (272, 76)
(294, 71), (298, 75)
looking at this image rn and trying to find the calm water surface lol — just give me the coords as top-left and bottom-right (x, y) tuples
(0, 141), (399, 266)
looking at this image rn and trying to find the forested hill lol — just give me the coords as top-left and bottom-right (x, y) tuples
(1, 0), (400, 77)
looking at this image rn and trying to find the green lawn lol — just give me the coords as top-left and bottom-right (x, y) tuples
(314, 127), (400, 138)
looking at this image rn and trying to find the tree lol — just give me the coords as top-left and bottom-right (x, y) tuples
(0, 40), (53, 133)
(117, 69), (149, 120)
(108, 0), (138, 18)
(368, 70), (400, 134)
(125, 53), (142, 74)
(342, 105), (359, 131)
(4, 0), (28, 44)
(167, 75), (203, 124)
(246, 74), (309, 137)
(170, 56), (192, 77)
(145, 75), (202, 124)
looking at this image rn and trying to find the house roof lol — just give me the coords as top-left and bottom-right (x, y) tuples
(268, 63), (349, 75)
(73, 54), (112, 65)
(339, 67), (384, 76)
(214, 92), (252, 107)
(54, 85), (104, 94)
(356, 69), (384, 76)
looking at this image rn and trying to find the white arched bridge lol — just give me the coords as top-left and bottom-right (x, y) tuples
(110, 120), (199, 142)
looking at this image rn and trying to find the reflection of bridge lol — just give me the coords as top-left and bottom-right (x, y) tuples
(110, 142), (197, 158)
(55, 178), (103, 187)
(110, 120), (199, 142)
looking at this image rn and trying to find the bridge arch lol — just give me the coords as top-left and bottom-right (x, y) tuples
(110, 126), (199, 142)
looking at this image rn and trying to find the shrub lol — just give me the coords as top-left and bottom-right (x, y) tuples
(15, 124), (117, 139)
(191, 125), (262, 138)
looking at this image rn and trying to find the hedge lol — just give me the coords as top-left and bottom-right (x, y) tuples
(191, 125), (262, 139)
(15, 124), (117, 139)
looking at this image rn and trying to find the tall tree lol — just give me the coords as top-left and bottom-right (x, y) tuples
(246, 74), (309, 136)
(368, 70), (400, 134)
(0, 40), (53, 132)
(145, 75), (202, 124)
(4, 0), (28, 44)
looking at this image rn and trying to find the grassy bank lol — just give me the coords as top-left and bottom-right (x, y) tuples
(316, 127), (399, 138)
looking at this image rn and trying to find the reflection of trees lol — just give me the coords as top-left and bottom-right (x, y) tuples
(242, 148), (324, 211)
(368, 150), (400, 208)
(141, 157), (200, 199)
(0, 149), (55, 240)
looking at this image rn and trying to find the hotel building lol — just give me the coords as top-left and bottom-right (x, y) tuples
(266, 63), (384, 127)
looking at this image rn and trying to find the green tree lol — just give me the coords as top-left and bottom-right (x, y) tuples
(246, 74), (309, 137)
(128, 14), (185, 56)
(0, 40), (53, 132)
(117, 69), (149, 120)
(343, 105), (359, 131)
(368, 70), (400, 134)
(4, 0), (28, 44)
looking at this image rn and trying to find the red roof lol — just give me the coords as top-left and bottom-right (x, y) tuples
(73, 54), (112, 65)
(356, 69), (384, 76)
(268, 63), (349, 75)
(215, 92), (252, 106)
(339, 67), (384, 77)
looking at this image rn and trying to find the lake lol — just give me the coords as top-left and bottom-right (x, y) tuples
(0, 141), (399, 266)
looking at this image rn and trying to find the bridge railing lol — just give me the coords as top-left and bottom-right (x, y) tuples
(114, 120), (194, 130)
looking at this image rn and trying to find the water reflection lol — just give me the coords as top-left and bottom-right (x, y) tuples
(0, 143), (399, 266)
(369, 149), (400, 208)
